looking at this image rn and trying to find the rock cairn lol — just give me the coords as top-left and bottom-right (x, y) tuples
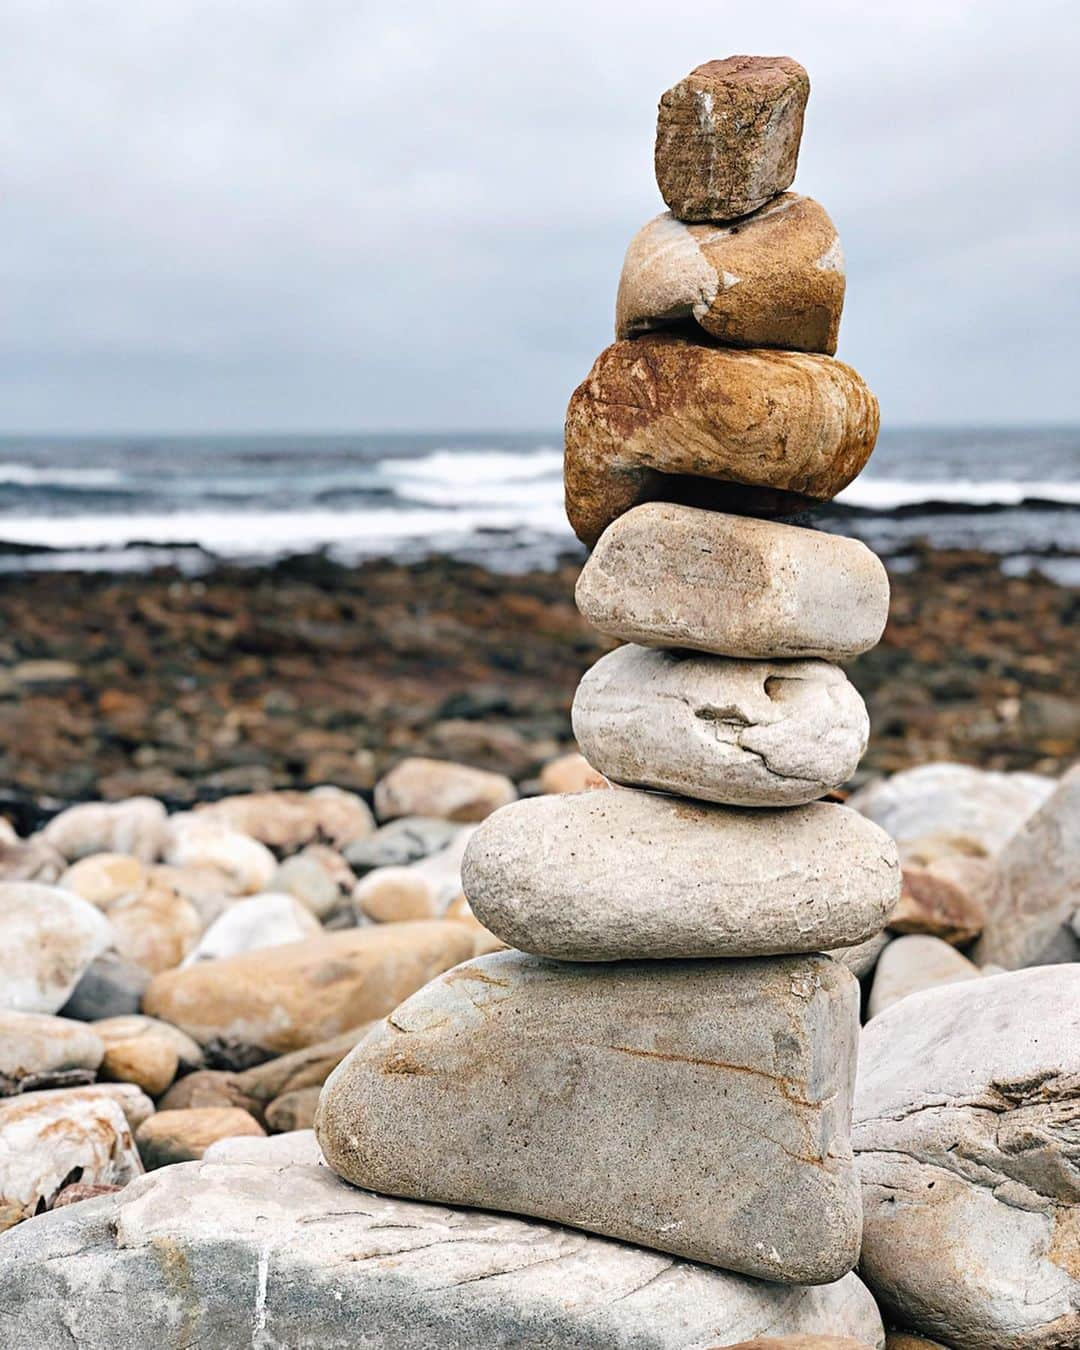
(318, 55), (900, 1290)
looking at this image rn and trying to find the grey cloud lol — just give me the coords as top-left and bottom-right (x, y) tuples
(1, 0), (1077, 431)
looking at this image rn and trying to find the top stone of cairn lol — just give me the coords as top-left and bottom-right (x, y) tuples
(655, 56), (810, 222)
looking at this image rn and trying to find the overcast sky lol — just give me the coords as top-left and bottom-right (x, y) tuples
(3, 1), (1078, 433)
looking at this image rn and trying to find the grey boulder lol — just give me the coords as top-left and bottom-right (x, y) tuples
(854, 965), (1080, 1348)
(0, 1157), (884, 1348)
(973, 764), (1080, 969)
(317, 950), (863, 1285)
(848, 763), (1054, 864)
(463, 790), (898, 960)
(572, 646), (868, 806)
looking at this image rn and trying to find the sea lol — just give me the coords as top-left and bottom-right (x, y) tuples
(0, 427), (1077, 583)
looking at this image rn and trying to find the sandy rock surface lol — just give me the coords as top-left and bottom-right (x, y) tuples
(655, 56), (810, 221)
(576, 504), (889, 661)
(373, 756), (517, 822)
(973, 764), (1080, 969)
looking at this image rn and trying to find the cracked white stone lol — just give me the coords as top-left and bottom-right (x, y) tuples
(462, 788), (899, 960)
(0, 1155), (885, 1346)
(854, 965), (1080, 1348)
(572, 646), (868, 806)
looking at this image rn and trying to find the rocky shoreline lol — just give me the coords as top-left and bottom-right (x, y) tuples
(0, 542), (1075, 830)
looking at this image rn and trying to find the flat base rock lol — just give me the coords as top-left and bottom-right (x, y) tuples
(0, 1158), (885, 1349)
(317, 949), (863, 1285)
(463, 790), (898, 960)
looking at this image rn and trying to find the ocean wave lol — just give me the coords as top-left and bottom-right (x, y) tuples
(837, 478), (1080, 509)
(0, 462), (127, 488)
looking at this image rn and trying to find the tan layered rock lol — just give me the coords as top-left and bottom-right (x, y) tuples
(655, 56), (810, 221)
(0, 883), (114, 1014)
(537, 751), (609, 795)
(0, 1084), (151, 1228)
(164, 816), (277, 894)
(576, 504), (890, 660)
(135, 1107), (264, 1169)
(564, 337), (878, 546)
(143, 921), (478, 1058)
(95, 1015), (202, 1098)
(616, 196), (844, 353)
(39, 797), (167, 863)
(232, 1026), (374, 1105)
(156, 1069), (256, 1116)
(854, 966), (1080, 1347)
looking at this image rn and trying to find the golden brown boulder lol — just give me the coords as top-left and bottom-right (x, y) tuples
(564, 337), (878, 547)
(655, 56), (809, 222)
(143, 921), (478, 1059)
(135, 1107), (264, 1169)
(616, 196), (844, 353)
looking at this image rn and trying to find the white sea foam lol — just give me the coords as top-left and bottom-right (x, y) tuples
(0, 504), (574, 555)
(837, 478), (1080, 509)
(0, 462), (127, 488)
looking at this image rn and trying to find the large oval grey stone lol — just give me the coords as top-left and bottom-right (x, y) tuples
(572, 647), (868, 806)
(853, 965), (1080, 1348)
(316, 949), (863, 1286)
(0, 1156), (885, 1347)
(463, 790), (899, 960)
(576, 504), (889, 661)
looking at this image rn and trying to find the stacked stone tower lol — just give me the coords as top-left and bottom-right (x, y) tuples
(318, 56), (900, 1292)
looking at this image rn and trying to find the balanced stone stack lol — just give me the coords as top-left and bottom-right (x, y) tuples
(318, 56), (899, 1292)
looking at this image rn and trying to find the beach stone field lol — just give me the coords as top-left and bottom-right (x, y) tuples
(2, 55), (1078, 1350)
